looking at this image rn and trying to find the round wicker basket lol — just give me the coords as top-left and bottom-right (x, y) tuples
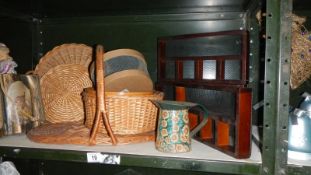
(41, 64), (92, 123)
(34, 43), (93, 78)
(83, 88), (164, 135)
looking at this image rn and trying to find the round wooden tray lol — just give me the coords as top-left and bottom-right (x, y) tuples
(27, 122), (155, 145)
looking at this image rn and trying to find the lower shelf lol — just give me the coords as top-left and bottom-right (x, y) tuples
(0, 134), (262, 175)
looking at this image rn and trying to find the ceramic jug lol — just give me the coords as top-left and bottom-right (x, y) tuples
(288, 93), (311, 160)
(152, 100), (208, 153)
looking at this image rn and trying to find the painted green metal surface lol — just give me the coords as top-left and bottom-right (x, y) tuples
(0, 3), (262, 175)
(31, 19), (42, 70)
(276, 1), (292, 174)
(0, 0), (250, 18)
(263, 0), (292, 175)
(0, 6), (33, 22)
(288, 164), (311, 175)
(262, 0), (280, 172)
(0, 18), (33, 73)
(246, 0), (261, 125)
(122, 155), (260, 175)
(38, 13), (244, 82)
(6, 157), (242, 175)
(1, 0), (308, 174)
(0, 146), (260, 175)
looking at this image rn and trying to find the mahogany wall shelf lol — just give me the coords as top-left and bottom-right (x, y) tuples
(156, 30), (252, 159)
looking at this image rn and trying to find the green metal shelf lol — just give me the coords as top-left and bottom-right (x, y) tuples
(287, 157), (311, 175)
(288, 164), (311, 175)
(0, 135), (261, 175)
(1, 0), (310, 174)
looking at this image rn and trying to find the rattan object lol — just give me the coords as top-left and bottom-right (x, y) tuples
(34, 43), (92, 78)
(291, 14), (311, 89)
(83, 88), (163, 135)
(41, 64), (92, 123)
(88, 45), (117, 145)
(27, 121), (155, 145)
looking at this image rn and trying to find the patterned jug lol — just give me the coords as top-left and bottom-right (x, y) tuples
(151, 100), (208, 153)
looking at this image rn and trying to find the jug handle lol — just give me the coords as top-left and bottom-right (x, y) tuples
(190, 104), (209, 137)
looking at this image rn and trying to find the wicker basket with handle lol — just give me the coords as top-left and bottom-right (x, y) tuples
(84, 46), (164, 137)
(83, 89), (163, 135)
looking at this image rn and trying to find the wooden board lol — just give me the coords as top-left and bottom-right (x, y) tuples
(27, 122), (155, 145)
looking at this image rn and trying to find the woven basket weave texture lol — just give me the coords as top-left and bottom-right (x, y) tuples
(41, 64), (92, 123)
(34, 43), (92, 78)
(83, 88), (163, 135)
(291, 15), (311, 89)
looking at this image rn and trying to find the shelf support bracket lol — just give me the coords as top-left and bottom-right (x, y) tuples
(262, 0), (292, 175)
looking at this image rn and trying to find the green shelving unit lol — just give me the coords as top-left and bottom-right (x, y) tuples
(0, 0), (310, 174)
(0, 134), (262, 175)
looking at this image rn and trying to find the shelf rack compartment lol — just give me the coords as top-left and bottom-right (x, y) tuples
(156, 30), (252, 159)
(0, 0), (298, 174)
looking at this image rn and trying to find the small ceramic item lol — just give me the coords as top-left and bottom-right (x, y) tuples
(288, 92), (311, 160)
(0, 43), (11, 61)
(0, 43), (17, 74)
(152, 100), (208, 153)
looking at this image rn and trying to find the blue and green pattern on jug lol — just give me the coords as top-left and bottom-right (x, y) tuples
(156, 109), (191, 153)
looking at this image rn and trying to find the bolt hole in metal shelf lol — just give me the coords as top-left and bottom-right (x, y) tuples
(156, 30), (252, 159)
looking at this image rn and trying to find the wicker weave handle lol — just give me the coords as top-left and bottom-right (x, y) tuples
(89, 45), (118, 145)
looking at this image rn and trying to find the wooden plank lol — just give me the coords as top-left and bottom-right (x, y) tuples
(216, 120), (230, 146)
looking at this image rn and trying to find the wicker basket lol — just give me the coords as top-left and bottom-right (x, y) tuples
(34, 43), (92, 78)
(41, 64), (93, 123)
(83, 88), (163, 135)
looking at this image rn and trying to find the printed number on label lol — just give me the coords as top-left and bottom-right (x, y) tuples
(87, 152), (121, 164)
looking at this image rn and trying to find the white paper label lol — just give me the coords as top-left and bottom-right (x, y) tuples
(87, 152), (121, 164)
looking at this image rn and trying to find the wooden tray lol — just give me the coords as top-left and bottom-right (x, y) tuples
(27, 122), (155, 145)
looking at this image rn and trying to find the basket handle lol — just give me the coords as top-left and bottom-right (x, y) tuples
(89, 45), (118, 145)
